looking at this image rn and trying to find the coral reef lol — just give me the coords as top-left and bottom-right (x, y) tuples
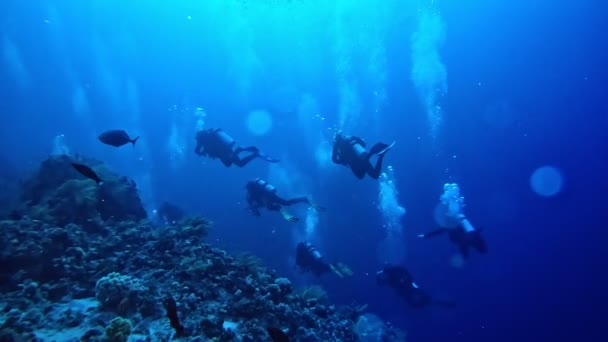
(0, 156), (403, 341)
(103, 317), (132, 342)
(298, 285), (329, 304)
(17, 154), (146, 226)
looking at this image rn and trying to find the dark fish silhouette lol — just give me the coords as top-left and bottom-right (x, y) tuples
(98, 129), (139, 147)
(164, 295), (184, 337)
(267, 327), (289, 342)
(71, 163), (102, 184)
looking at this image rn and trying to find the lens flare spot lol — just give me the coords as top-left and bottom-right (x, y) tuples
(530, 166), (563, 197)
(247, 109), (272, 136)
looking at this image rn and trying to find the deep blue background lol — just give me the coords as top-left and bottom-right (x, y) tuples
(1, 0), (606, 341)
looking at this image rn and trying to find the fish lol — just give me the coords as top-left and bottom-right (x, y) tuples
(267, 327), (289, 342)
(164, 295), (184, 337)
(71, 163), (102, 184)
(98, 129), (139, 147)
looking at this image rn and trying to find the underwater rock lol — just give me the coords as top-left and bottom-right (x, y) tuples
(95, 273), (148, 315)
(0, 156), (406, 342)
(103, 317), (132, 342)
(18, 155), (146, 226)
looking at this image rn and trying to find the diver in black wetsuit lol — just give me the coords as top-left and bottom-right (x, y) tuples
(194, 128), (279, 167)
(332, 132), (395, 179)
(418, 214), (488, 259)
(376, 265), (455, 309)
(246, 179), (325, 223)
(156, 202), (184, 225)
(295, 242), (353, 278)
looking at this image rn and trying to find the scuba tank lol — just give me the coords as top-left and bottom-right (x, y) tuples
(255, 178), (276, 193)
(305, 242), (323, 261)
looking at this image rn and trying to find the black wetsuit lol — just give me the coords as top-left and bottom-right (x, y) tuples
(332, 133), (391, 179)
(246, 179), (312, 216)
(296, 242), (332, 276)
(421, 223), (488, 258)
(195, 128), (274, 167)
(376, 265), (433, 308)
(157, 202), (184, 224)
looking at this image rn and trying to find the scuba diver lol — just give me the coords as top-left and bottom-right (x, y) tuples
(245, 178), (325, 223)
(194, 128), (279, 167)
(418, 214), (488, 259)
(421, 183), (488, 259)
(295, 242), (353, 278)
(331, 132), (395, 179)
(376, 265), (455, 309)
(156, 201), (184, 225)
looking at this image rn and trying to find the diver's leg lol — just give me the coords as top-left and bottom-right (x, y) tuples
(238, 145), (279, 163)
(277, 196), (326, 211)
(350, 161), (367, 179)
(470, 231), (488, 254)
(219, 156), (233, 167)
(233, 153), (258, 167)
(367, 154), (386, 179)
(247, 197), (263, 216)
(235, 146), (258, 154)
(458, 243), (470, 259)
(278, 197), (310, 206)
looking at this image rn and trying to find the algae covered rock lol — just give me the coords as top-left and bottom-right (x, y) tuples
(104, 317), (132, 342)
(95, 273), (148, 314)
(18, 154), (146, 226)
(0, 156), (406, 342)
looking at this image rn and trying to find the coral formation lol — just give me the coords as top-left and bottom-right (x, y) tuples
(17, 154), (147, 226)
(0, 156), (403, 341)
(103, 317), (132, 342)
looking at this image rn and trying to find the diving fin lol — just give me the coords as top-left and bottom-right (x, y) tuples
(280, 208), (299, 223)
(329, 264), (344, 278)
(369, 141), (396, 156)
(258, 151), (280, 163)
(377, 141), (396, 156)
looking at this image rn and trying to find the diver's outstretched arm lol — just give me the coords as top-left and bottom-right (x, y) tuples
(194, 142), (206, 156)
(246, 195), (262, 216)
(332, 143), (341, 164)
(418, 228), (449, 239)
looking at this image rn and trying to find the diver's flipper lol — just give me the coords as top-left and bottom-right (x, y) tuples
(376, 141), (396, 156)
(329, 264), (344, 278)
(334, 262), (353, 277)
(258, 151), (280, 163)
(280, 208), (299, 223)
(308, 198), (326, 212)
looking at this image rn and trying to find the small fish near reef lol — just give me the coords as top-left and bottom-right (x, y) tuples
(267, 327), (289, 342)
(71, 163), (102, 184)
(98, 129), (139, 147)
(164, 295), (185, 337)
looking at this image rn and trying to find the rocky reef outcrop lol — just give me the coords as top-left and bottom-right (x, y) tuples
(0, 155), (403, 341)
(16, 154), (147, 227)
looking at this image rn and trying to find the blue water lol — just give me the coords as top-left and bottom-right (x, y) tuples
(1, 0), (606, 340)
